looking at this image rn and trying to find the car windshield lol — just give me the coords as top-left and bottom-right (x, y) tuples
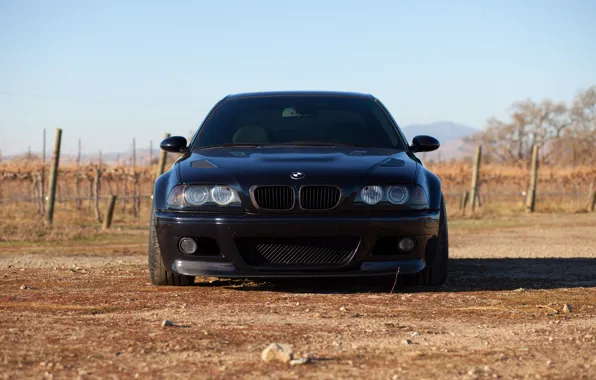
(191, 95), (406, 150)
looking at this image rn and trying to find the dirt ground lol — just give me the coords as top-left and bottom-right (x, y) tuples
(1, 213), (595, 379)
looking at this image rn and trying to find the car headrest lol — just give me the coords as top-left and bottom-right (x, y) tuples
(232, 125), (270, 144)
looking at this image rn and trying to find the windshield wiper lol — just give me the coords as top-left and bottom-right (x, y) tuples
(194, 143), (270, 150)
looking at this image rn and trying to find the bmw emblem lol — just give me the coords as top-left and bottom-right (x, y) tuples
(290, 172), (305, 180)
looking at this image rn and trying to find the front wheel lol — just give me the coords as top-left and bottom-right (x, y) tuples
(405, 196), (448, 286)
(148, 204), (195, 286)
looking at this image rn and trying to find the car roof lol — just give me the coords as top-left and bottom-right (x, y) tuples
(225, 90), (376, 100)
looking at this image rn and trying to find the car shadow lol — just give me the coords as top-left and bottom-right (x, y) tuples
(196, 258), (596, 294)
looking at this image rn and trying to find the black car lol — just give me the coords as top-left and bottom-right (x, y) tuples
(149, 91), (448, 286)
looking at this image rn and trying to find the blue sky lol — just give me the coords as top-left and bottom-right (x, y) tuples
(1, 0), (595, 156)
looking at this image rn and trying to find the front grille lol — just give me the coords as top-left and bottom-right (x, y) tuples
(252, 186), (294, 210)
(299, 186), (341, 210)
(236, 237), (360, 266)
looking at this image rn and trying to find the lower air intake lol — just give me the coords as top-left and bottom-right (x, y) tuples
(236, 237), (359, 266)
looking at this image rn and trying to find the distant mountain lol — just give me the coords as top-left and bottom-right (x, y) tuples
(400, 121), (478, 143)
(400, 122), (480, 162)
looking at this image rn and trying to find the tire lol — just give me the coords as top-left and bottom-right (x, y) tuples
(404, 195), (449, 287)
(148, 204), (195, 286)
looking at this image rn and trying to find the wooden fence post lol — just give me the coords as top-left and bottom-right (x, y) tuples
(587, 191), (596, 212)
(133, 172), (140, 217)
(75, 141), (82, 210)
(102, 195), (117, 230)
(121, 177), (128, 213)
(156, 132), (170, 178)
(32, 176), (39, 210)
(525, 145), (539, 213)
(75, 174), (82, 210)
(40, 128), (46, 215)
(37, 174), (44, 212)
(87, 178), (93, 212)
(460, 191), (469, 215)
(93, 168), (102, 222)
(45, 128), (62, 224)
(469, 146), (482, 212)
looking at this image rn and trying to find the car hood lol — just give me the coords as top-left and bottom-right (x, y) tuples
(177, 146), (418, 187)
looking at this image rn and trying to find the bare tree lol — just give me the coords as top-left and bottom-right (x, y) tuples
(568, 86), (596, 164)
(464, 91), (588, 165)
(508, 98), (569, 163)
(464, 117), (529, 164)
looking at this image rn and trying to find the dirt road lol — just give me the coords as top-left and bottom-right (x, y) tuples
(1, 213), (595, 379)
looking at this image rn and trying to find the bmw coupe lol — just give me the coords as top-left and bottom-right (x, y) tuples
(149, 91), (448, 286)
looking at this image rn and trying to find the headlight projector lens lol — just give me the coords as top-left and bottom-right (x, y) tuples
(211, 186), (236, 205)
(387, 186), (410, 205)
(185, 186), (209, 205)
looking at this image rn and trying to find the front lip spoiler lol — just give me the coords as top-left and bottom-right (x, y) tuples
(172, 259), (425, 278)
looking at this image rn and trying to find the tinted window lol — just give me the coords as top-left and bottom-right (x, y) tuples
(192, 95), (404, 150)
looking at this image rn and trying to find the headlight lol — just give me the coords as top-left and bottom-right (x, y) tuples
(211, 186), (238, 205)
(361, 185), (384, 205)
(167, 185), (241, 208)
(407, 186), (428, 205)
(185, 186), (209, 206)
(358, 185), (428, 206)
(167, 185), (186, 207)
(386, 186), (409, 205)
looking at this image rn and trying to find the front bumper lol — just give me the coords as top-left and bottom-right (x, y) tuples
(155, 210), (440, 278)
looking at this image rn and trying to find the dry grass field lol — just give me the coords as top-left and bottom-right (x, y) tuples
(1, 160), (595, 379)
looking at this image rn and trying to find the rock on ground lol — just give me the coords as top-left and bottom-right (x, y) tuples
(261, 343), (294, 363)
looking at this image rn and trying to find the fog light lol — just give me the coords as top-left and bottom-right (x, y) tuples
(179, 238), (198, 254)
(398, 237), (416, 252)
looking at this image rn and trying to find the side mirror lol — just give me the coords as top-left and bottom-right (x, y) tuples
(160, 136), (188, 153)
(410, 135), (440, 153)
